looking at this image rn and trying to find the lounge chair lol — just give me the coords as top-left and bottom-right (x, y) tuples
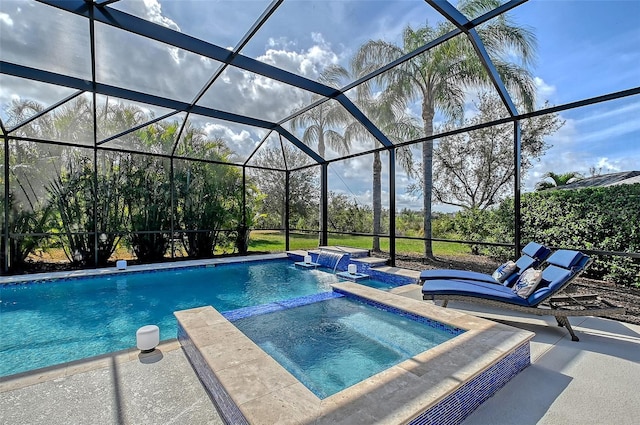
(422, 249), (625, 341)
(419, 241), (551, 287)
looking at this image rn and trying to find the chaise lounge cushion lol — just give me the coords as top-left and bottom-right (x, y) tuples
(422, 279), (532, 306)
(419, 242), (551, 287)
(422, 251), (589, 307)
(545, 249), (584, 269)
(521, 241), (552, 260)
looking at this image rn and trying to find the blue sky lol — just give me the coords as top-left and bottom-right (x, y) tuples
(0, 0), (638, 211)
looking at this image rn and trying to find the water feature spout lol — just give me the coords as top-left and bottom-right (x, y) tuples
(316, 249), (346, 273)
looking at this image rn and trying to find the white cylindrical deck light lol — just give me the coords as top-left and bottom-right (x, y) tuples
(304, 255), (312, 264)
(348, 264), (357, 275)
(136, 325), (160, 353)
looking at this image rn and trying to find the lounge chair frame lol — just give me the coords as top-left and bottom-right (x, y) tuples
(429, 293), (625, 341)
(423, 258), (626, 341)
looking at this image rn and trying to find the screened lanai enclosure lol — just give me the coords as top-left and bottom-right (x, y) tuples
(1, 0), (639, 283)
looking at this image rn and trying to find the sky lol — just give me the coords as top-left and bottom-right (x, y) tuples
(0, 0), (639, 212)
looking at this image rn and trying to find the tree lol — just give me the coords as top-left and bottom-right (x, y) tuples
(251, 144), (318, 231)
(48, 150), (128, 266)
(289, 68), (352, 242)
(326, 192), (372, 234)
(421, 93), (563, 210)
(1, 99), (55, 270)
(315, 64), (419, 251)
(174, 129), (244, 258)
(535, 171), (584, 191)
(348, 107), (418, 251)
(353, 0), (537, 257)
(8, 96), (125, 267)
(122, 120), (176, 262)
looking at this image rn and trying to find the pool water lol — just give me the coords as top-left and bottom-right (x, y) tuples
(0, 260), (344, 377)
(233, 297), (460, 398)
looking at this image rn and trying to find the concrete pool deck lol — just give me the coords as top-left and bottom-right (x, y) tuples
(2, 263), (639, 424)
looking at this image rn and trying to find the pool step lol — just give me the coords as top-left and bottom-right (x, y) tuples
(285, 249), (419, 286)
(350, 256), (388, 268)
(369, 266), (420, 280)
(287, 247), (420, 282)
(335, 270), (370, 281)
(316, 246), (370, 259)
(286, 247), (372, 260)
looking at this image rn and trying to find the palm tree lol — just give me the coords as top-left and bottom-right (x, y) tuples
(353, 0), (537, 257)
(289, 69), (353, 243)
(289, 72), (353, 159)
(317, 65), (419, 252)
(535, 171), (584, 191)
(344, 76), (420, 251)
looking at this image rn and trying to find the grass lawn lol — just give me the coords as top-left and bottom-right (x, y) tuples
(26, 231), (468, 267)
(248, 230), (470, 256)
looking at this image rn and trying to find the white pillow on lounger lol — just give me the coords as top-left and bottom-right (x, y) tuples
(492, 260), (517, 283)
(512, 268), (543, 298)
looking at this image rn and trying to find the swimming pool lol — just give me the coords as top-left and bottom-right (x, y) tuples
(233, 296), (461, 398)
(0, 258), (396, 377)
(0, 260), (328, 376)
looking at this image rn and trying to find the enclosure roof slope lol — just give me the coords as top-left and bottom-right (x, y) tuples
(1, 0), (639, 169)
(0, 0), (521, 166)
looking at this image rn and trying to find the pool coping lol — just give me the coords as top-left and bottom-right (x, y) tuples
(175, 282), (534, 425)
(0, 253), (289, 286)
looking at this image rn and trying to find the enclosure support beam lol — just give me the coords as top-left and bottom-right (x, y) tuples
(336, 94), (394, 148)
(241, 166), (249, 255)
(92, 146), (98, 267)
(320, 164), (328, 247)
(170, 158), (175, 259)
(8, 91), (84, 135)
(89, 5), (99, 267)
(389, 148), (396, 267)
(40, 0), (340, 98)
(3, 136), (9, 273)
(285, 171), (290, 251)
(0, 61), (324, 165)
(242, 167), (247, 230)
(514, 121), (522, 258)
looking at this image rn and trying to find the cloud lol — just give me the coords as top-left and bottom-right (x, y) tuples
(534, 76), (556, 101)
(203, 122), (259, 156)
(198, 66), (313, 122)
(574, 101), (640, 126)
(523, 139), (639, 193)
(578, 119), (640, 146)
(257, 33), (339, 79)
(397, 191), (422, 210)
(0, 12), (14, 26)
(522, 93), (640, 192)
(594, 157), (622, 173)
(139, 0), (181, 32)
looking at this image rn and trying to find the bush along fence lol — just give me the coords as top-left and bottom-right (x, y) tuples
(482, 183), (640, 286)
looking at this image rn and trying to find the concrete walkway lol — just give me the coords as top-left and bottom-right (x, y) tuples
(2, 286), (639, 425)
(395, 286), (640, 425)
(0, 341), (224, 425)
(465, 312), (640, 425)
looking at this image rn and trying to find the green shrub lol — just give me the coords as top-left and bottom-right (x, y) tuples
(487, 184), (640, 286)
